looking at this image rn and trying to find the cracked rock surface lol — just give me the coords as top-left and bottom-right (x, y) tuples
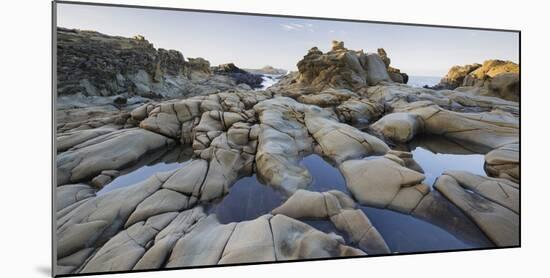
(55, 39), (520, 274)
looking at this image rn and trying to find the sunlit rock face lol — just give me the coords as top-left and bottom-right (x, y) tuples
(55, 35), (520, 275)
(429, 59), (519, 101)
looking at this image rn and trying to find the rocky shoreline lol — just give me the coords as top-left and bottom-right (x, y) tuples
(426, 59), (519, 101)
(55, 30), (519, 275)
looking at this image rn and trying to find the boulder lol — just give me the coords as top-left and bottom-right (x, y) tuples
(305, 106), (389, 164)
(372, 112), (422, 143)
(339, 157), (427, 209)
(336, 99), (383, 125)
(365, 53), (392, 85)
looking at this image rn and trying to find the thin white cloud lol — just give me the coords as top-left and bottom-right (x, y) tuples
(280, 23), (314, 32)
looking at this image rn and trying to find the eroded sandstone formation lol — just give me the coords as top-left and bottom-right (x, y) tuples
(55, 39), (520, 275)
(430, 60), (519, 101)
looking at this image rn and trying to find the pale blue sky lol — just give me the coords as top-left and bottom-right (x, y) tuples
(57, 3), (519, 77)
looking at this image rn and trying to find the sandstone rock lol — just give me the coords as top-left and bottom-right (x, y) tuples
(272, 189), (354, 219)
(56, 171), (173, 260)
(430, 60), (519, 102)
(297, 93), (341, 107)
(484, 143), (519, 183)
(330, 209), (389, 254)
(336, 98), (383, 125)
(434, 172), (519, 246)
(161, 160), (208, 196)
(56, 184), (96, 212)
(339, 157), (426, 208)
(140, 111), (181, 139)
(386, 150), (424, 173)
(488, 72), (520, 101)
(166, 216), (237, 267)
(57, 127), (118, 152)
(434, 63), (482, 89)
(56, 128), (174, 185)
(218, 215), (276, 264)
(377, 48), (391, 68)
(81, 212), (177, 273)
(443, 171), (519, 213)
(125, 189), (190, 228)
(305, 106), (389, 164)
(466, 60), (519, 81)
(272, 190), (390, 254)
(372, 112), (422, 143)
(134, 208), (206, 270)
(295, 42), (368, 91)
(372, 101), (519, 149)
(254, 98), (314, 194)
(365, 53), (392, 85)
(271, 214), (365, 259)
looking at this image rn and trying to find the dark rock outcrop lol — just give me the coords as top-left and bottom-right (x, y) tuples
(211, 63), (263, 89)
(58, 28), (184, 97)
(56, 28), (242, 107)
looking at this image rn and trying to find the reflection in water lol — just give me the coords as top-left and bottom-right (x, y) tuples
(208, 175), (285, 224)
(96, 145), (192, 195)
(411, 147), (486, 186)
(97, 137), (495, 252)
(361, 206), (474, 253)
(408, 135), (489, 186)
(300, 154), (350, 194)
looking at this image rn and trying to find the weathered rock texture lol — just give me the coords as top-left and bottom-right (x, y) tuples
(431, 60), (519, 101)
(269, 41), (407, 96)
(272, 189), (390, 254)
(55, 38), (520, 275)
(57, 28), (260, 110)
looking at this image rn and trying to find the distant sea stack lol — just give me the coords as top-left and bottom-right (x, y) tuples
(245, 66), (288, 75)
(429, 60), (519, 101)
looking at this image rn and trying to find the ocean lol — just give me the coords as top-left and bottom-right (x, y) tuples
(258, 74), (441, 90)
(406, 76), (441, 88)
